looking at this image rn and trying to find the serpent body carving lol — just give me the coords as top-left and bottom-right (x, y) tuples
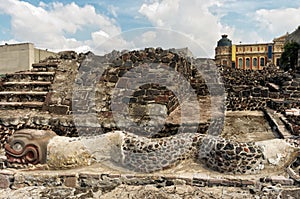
(120, 132), (265, 174)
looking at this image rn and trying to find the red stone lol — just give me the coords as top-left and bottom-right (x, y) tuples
(244, 147), (249, 153)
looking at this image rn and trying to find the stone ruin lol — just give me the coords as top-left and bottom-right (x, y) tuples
(0, 48), (300, 198)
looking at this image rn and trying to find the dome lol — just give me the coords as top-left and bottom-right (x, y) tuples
(217, 35), (232, 47)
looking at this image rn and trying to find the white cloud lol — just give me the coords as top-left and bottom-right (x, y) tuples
(138, 0), (230, 57)
(108, 5), (119, 18)
(0, 0), (130, 53)
(1, 0), (298, 58)
(255, 7), (300, 35)
(141, 31), (157, 43)
(0, 39), (19, 45)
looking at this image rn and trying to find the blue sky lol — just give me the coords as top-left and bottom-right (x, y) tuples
(0, 0), (299, 57)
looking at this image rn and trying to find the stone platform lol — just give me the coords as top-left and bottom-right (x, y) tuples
(0, 158), (298, 198)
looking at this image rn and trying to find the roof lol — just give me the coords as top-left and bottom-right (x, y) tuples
(273, 33), (288, 42)
(286, 26), (300, 44)
(0, 42), (34, 48)
(217, 35), (232, 47)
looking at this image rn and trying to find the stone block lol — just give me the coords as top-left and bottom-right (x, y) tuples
(261, 88), (269, 98)
(0, 173), (12, 189)
(269, 92), (279, 99)
(154, 95), (169, 104)
(64, 176), (77, 187)
(49, 105), (69, 115)
(287, 86), (297, 91)
(271, 176), (294, 186)
(208, 178), (223, 186)
(252, 93), (261, 98)
(253, 87), (261, 93)
(146, 89), (160, 96)
(116, 78), (128, 88)
(133, 89), (145, 97)
(108, 75), (118, 83)
(241, 90), (251, 97)
(241, 179), (256, 186)
(281, 188), (300, 198)
(291, 81), (299, 87)
(192, 174), (209, 187)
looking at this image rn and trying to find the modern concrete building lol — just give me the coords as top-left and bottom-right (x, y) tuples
(215, 34), (287, 70)
(0, 43), (57, 74)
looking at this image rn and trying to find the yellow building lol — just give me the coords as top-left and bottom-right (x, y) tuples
(215, 34), (287, 70)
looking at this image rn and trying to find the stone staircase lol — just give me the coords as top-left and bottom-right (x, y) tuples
(0, 62), (58, 109)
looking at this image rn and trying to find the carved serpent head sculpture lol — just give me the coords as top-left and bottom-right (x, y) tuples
(5, 129), (56, 164)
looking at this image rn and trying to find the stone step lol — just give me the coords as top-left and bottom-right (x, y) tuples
(4, 71), (55, 82)
(31, 63), (58, 72)
(0, 81), (51, 91)
(0, 101), (44, 108)
(2, 81), (52, 86)
(12, 71), (55, 76)
(31, 62), (58, 68)
(0, 91), (48, 95)
(264, 108), (292, 139)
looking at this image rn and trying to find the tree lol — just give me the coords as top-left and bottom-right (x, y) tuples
(280, 41), (300, 71)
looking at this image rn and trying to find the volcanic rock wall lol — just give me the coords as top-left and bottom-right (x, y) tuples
(72, 48), (223, 137)
(219, 66), (295, 111)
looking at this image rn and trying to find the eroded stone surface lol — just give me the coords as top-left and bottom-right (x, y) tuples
(47, 136), (93, 169)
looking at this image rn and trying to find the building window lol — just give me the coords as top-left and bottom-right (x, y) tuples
(260, 57), (265, 66)
(222, 60), (227, 66)
(253, 58), (257, 67)
(246, 58), (250, 69)
(238, 58), (243, 68)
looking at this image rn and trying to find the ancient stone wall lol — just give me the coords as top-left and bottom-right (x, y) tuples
(285, 115), (300, 135)
(219, 66), (298, 111)
(0, 111), (76, 148)
(72, 48), (221, 137)
(45, 52), (82, 115)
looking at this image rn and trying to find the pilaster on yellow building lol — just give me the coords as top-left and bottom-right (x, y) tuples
(215, 34), (287, 70)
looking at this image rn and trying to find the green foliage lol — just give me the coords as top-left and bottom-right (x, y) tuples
(280, 41), (300, 71)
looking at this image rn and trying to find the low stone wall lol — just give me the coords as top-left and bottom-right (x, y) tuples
(0, 169), (296, 198)
(0, 170), (294, 189)
(218, 65), (300, 112)
(267, 99), (300, 113)
(285, 115), (300, 135)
